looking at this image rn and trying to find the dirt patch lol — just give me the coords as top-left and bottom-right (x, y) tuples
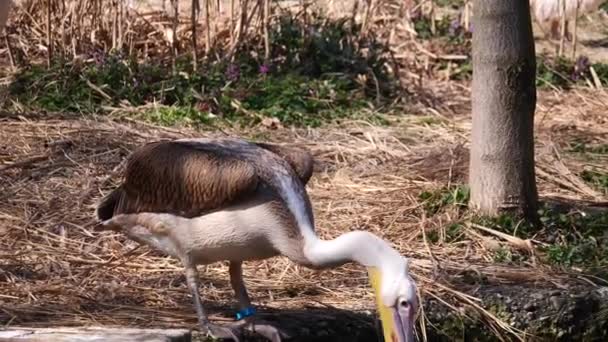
(422, 283), (608, 342)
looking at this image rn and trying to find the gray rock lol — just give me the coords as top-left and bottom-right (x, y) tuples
(0, 327), (191, 342)
(550, 296), (566, 310)
(524, 302), (536, 312)
(530, 292), (544, 300)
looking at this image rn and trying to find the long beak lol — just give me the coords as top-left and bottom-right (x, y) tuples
(368, 268), (416, 342)
(392, 306), (415, 342)
(93, 219), (118, 232)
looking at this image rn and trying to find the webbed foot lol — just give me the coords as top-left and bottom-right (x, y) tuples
(202, 322), (242, 341)
(226, 316), (289, 342)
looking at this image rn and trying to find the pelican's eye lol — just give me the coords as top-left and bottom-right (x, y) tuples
(399, 299), (410, 309)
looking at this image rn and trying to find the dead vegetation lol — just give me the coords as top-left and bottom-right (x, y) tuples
(1, 85), (608, 341)
(1, 0), (608, 341)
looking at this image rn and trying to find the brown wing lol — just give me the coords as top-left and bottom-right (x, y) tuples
(97, 140), (259, 220)
(254, 142), (314, 185)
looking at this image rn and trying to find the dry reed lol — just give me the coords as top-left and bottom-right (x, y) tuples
(1, 0), (607, 340)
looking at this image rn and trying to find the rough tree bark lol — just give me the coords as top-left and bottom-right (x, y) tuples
(469, 0), (539, 220)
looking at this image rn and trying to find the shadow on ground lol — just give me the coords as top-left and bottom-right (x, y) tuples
(0, 304), (380, 342)
(582, 38), (608, 48)
(2, 281), (607, 342)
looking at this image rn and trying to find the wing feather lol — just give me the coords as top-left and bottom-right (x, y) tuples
(102, 140), (259, 219)
(253, 142), (314, 185)
(96, 139), (314, 222)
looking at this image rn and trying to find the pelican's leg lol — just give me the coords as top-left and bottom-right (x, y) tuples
(564, 21), (572, 41)
(229, 261), (254, 312)
(548, 19), (572, 41)
(228, 261), (287, 342)
(184, 262), (241, 341)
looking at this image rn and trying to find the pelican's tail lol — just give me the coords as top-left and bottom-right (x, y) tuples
(95, 186), (124, 221)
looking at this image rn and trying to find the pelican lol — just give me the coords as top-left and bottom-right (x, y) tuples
(94, 137), (418, 342)
(529, 0), (606, 39)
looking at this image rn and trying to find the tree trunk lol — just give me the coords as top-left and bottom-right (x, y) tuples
(469, 0), (539, 220)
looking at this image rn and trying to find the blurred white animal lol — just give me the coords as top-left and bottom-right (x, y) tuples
(529, 0), (606, 39)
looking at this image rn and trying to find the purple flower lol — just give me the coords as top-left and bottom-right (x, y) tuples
(410, 8), (421, 21)
(91, 49), (107, 66)
(572, 55), (591, 81)
(449, 19), (461, 36)
(575, 56), (590, 73)
(259, 64), (270, 75)
(225, 63), (240, 81)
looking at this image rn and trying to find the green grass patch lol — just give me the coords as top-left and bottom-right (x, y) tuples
(536, 55), (608, 89)
(410, 11), (472, 81)
(4, 12), (398, 128)
(136, 106), (216, 126)
(418, 185), (470, 245)
(9, 56), (379, 127)
(427, 222), (467, 244)
(567, 140), (608, 155)
(473, 213), (539, 239)
(474, 206), (608, 274)
(235, 74), (367, 127)
(6, 56), (379, 128)
(419, 185), (470, 216)
(492, 247), (514, 263)
(581, 169), (608, 194)
(434, 0), (466, 8)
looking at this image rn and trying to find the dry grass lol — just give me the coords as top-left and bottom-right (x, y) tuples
(2, 0), (376, 66)
(1, 86), (607, 340)
(2, 0), (606, 104)
(1, 0), (608, 340)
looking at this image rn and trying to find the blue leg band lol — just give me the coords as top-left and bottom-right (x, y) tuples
(235, 306), (256, 321)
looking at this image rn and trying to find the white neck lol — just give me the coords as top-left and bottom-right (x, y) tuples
(302, 230), (406, 275)
(302, 230), (413, 307)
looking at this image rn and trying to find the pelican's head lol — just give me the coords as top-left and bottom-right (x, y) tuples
(368, 258), (418, 342)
